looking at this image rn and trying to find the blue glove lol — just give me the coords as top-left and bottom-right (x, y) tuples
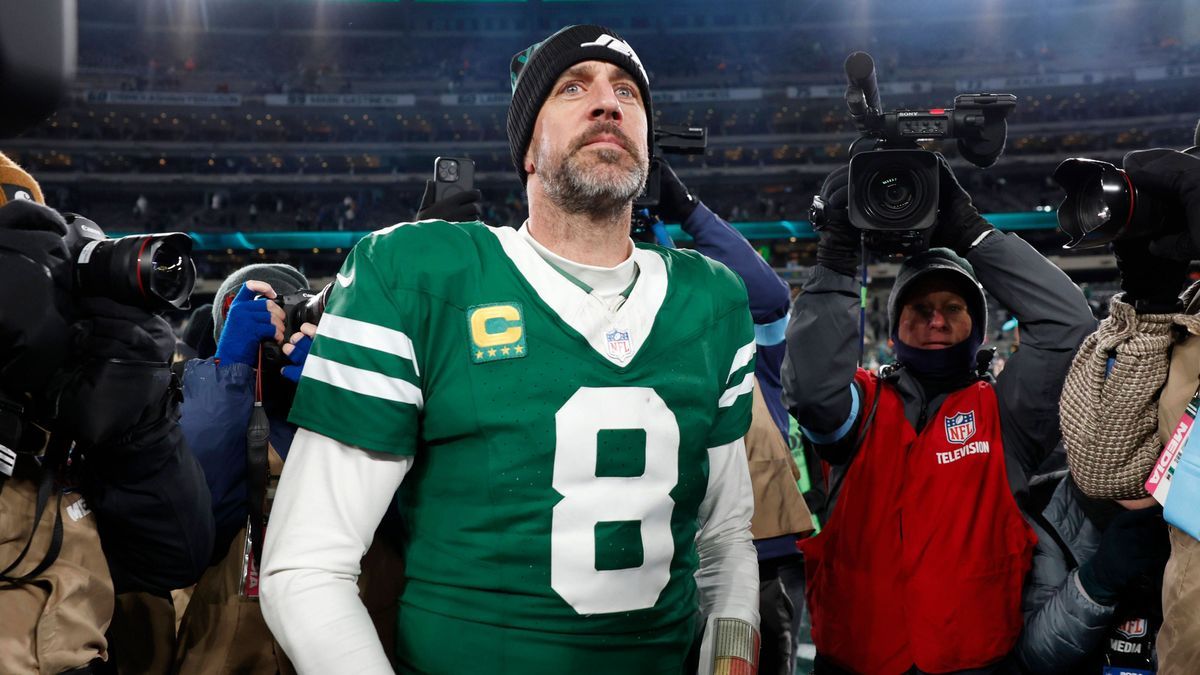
(214, 284), (279, 367)
(281, 334), (313, 383)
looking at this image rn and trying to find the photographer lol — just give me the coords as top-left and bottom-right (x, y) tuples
(1057, 146), (1200, 675)
(0, 155), (214, 674)
(780, 157), (1094, 674)
(174, 263), (403, 674)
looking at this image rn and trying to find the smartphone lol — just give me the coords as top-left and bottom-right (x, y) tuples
(433, 156), (475, 202)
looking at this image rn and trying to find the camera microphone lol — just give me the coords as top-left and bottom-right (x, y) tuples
(844, 51), (882, 115)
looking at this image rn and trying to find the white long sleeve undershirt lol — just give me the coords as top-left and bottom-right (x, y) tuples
(259, 429), (410, 675)
(259, 430), (758, 674)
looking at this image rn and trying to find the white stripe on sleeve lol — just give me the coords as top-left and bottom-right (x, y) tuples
(302, 354), (424, 408)
(718, 372), (755, 408)
(726, 341), (756, 383)
(318, 313), (421, 377)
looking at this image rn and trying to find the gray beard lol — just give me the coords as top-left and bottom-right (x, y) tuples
(539, 145), (648, 221)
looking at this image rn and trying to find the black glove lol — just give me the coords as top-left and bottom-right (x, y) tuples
(929, 154), (995, 255)
(0, 200), (75, 395)
(415, 180), (483, 223)
(1122, 148), (1200, 261)
(654, 159), (699, 225)
(1113, 237), (1187, 313)
(1078, 506), (1171, 605)
(811, 165), (861, 276)
(51, 297), (177, 452)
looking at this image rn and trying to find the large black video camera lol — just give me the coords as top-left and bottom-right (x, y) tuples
(815, 51), (1017, 253)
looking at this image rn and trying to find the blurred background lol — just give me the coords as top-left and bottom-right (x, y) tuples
(5, 0), (1200, 368)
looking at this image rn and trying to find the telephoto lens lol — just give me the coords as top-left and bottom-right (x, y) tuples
(66, 214), (196, 310)
(1054, 158), (1178, 249)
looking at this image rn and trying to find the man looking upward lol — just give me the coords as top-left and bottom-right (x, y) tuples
(259, 25), (761, 674)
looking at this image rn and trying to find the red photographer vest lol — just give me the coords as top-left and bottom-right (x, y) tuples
(801, 370), (1036, 674)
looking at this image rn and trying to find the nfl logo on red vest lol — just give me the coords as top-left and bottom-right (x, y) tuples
(945, 411), (976, 444)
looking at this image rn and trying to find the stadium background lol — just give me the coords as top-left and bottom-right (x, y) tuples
(5, 1), (1200, 667)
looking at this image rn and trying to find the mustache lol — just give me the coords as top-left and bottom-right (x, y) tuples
(570, 122), (637, 157)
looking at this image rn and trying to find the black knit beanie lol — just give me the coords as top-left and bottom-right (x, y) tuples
(506, 24), (654, 184)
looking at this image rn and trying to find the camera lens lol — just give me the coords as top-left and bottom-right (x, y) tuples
(1051, 158), (1165, 249)
(147, 238), (195, 304)
(866, 168), (922, 221)
(1072, 180), (1113, 234)
(74, 232), (195, 311)
(437, 159), (459, 182)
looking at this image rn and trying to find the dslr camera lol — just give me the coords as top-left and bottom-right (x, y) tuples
(63, 213), (195, 311)
(813, 52), (1016, 253)
(632, 124), (707, 243)
(1053, 145), (1200, 249)
(634, 123), (708, 210)
(258, 283), (331, 368)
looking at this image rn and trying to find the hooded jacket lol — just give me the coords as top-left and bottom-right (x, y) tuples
(781, 231), (1096, 673)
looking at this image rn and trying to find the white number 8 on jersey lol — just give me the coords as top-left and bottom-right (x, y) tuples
(551, 387), (680, 615)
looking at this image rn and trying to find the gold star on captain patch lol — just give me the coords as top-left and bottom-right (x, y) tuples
(475, 350), (484, 359)
(487, 348), (497, 357)
(501, 347), (510, 355)
(515, 345), (524, 354)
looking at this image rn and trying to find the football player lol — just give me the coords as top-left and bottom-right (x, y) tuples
(259, 25), (761, 674)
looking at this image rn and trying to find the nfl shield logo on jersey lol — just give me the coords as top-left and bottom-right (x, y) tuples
(605, 327), (632, 362)
(944, 411), (976, 444)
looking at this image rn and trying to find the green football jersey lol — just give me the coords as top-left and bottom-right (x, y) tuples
(289, 221), (755, 673)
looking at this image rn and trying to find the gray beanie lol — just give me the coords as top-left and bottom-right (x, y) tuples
(212, 263), (308, 340)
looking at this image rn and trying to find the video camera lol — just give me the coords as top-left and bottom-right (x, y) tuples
(814, 51), (1017, 254)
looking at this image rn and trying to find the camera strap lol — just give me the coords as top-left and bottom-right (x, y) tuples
(238, 345), (270, 593)
(0, 439), (65, 586)
(0, 395), (24, 487)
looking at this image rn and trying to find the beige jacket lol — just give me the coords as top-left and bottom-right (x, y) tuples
(745, 380), (814, 540)
(0, 468), (112, 675)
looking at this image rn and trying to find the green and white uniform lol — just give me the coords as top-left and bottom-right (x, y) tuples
(282, 220), (756, 673)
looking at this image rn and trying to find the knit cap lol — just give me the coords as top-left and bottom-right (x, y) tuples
(506, 24), (653, 184)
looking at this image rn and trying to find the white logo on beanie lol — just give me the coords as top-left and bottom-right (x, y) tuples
(579, 34), (648, 82)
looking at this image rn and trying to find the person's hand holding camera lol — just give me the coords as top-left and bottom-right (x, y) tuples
(1078, 505), (1171, 605)
(929, 154), (995, 255)
(415, 180), (484, 223)
(215, 281), (285, 367)
(281, 322), (317, 383)
(812, 165), (861, 277)
(1112, 237), (1187, 314)
(1122, 148), (1200, 261)
(653, 159), (699, 226)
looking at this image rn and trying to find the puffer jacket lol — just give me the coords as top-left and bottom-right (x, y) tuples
(1016, 473), (1113, 673)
